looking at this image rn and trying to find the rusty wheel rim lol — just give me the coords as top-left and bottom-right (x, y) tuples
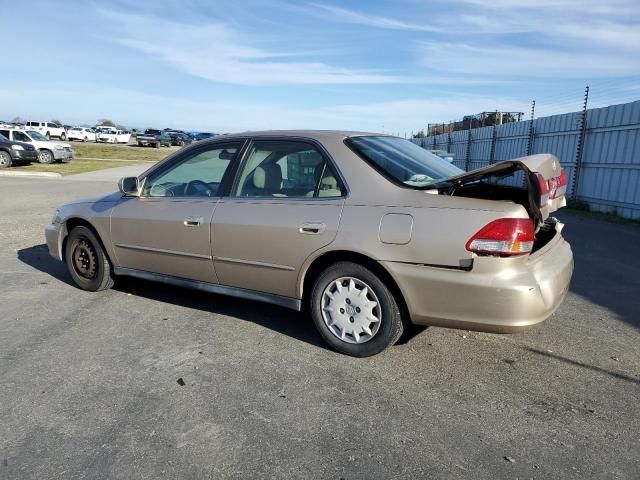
(71, 238), (97, 279)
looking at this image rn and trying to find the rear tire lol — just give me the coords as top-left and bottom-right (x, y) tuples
(0, 151), (12, 168)
(310, 261), (404, 357)
(65, 226), (114, 292)
(38, 149), (54, 164)
(60, 132), (66, 141)
(83, 136), (88, 142)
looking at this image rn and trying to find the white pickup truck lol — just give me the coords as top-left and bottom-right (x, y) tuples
(24, 121), (67, 140)
(0, 128), (74, 163)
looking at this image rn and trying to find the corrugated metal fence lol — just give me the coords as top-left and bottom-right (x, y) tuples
(413, 100), (640, 219)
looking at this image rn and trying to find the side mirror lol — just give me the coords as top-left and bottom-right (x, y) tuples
(118, 176), (140, 196)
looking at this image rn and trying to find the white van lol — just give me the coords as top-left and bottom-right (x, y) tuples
(24, 121), (67, 140)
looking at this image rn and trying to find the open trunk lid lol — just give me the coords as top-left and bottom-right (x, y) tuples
(433, 153), (567, 224)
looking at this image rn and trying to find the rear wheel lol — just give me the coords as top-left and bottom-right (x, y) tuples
(60, 132), (66, 141)
(0, 151), (12, 168)
(154, 142), (160, 148)
(65, 226), (114, 291)
(38, 149), (54, 164)
(45, 132), (51, 140)
(83, 136), (88, 142)
(310, 261), (405, 357)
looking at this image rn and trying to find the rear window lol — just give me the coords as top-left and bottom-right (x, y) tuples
(346, 136), (463, 188)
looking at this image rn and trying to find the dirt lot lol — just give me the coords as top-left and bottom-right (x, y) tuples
(0, 176), (638, 479)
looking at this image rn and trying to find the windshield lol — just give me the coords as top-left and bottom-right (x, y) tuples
(27, 131), (48, 141)
(145, 129), (161, 135)
(346, 136), (464, 188)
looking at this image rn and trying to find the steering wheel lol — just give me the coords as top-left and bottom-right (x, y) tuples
(184, 180), (213, 197)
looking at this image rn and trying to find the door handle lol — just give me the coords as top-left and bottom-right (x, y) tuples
(184, 216), (203, 227)
(299, 222), (326, 235)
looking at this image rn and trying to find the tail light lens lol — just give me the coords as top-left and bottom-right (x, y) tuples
(548, 168), (567, 199)
(466, 218), (535, 256)
(534, 173), (549, 207)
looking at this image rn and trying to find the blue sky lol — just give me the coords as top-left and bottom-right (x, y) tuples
(1, 0), (638, 133)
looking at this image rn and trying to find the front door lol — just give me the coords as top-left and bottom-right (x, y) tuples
(213, 139), (346, 298)
(110, 141), (244, 283)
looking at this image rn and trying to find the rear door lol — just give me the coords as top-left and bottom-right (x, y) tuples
(109, 140), (245, 283)
(212, 138), (346, 298)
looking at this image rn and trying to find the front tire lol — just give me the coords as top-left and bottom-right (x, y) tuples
(310, 261), (404, 357)
(65, 226), (114, 292)
(0, 151), (12, 168)
(38, 149), (55, 164)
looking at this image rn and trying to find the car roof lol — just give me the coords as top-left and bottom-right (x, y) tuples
(205, 130), (389, 142)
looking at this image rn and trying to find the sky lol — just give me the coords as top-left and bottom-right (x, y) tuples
(1, 0), (639, 133)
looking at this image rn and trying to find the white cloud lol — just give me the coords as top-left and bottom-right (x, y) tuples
(301, 3), (440, 32)
(100, 9), (405, 86)
(419, 42), (640, 78)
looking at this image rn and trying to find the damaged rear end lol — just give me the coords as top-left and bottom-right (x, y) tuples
(432, 153), (569, 256)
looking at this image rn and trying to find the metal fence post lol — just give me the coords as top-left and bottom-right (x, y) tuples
(571, 86), (590, 200)
(465, 128), (472, 171)
(526, 100), (536, 156)
(432, 134), (436, 150)
(489, 124), (497, 164)
(447, 132), (452, 155)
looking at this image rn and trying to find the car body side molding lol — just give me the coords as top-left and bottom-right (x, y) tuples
(113, 267), (302, 311)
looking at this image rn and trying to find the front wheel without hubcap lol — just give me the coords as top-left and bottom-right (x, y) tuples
(65, 226), (114, 291)
(310, 261), (405, 357)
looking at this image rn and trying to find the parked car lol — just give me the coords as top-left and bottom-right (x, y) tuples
(166, 131), (192, 147)
(67, 127), (96, 142)
(25, 121), (67, 140)
(0, 132), (38, 167)
(0, 128), (75, 163)
(190, 132), (215, 141)
(137, 129), (172, 148)
(96, 128), (131, 144)
(45, 131), (573, 357)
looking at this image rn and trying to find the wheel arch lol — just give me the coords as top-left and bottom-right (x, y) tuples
(300, 250), (410, 321)
(62, 217), (112, 265)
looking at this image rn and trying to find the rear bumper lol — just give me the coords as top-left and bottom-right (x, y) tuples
(382, 231), (573, 332)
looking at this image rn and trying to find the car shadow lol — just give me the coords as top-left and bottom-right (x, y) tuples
(17, 244), (328, 350)
(558, 211), (640, 330)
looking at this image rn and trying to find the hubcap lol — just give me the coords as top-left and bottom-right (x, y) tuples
(0, 153), (8, 165)
(321, 277), (381, 344)
(71, 238), (97, 279)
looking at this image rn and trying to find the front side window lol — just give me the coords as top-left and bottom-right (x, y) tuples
(234, 140), (343, 198)
(13, 131), (31, 142)
(346, 136), (463, 188)
(142, 142), (242, 197)
(0, 130), (9, 139)
(27, 131), (47, 141)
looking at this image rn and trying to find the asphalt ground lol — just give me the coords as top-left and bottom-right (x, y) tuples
(0, 176), (638, 479)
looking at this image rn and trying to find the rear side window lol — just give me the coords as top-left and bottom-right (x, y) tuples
(346, 136), (463, 188)
(234, 140), (343, 198)
(0, 130), (9, 139)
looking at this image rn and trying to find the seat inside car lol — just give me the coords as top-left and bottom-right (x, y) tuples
(250, 163), (283, 196)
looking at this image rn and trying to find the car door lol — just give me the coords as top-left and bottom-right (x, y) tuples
(212, 138), (346, 298)
(109, 140), (245, 283)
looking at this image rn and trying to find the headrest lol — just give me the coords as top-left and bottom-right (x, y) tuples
(253, 164), (282, 191)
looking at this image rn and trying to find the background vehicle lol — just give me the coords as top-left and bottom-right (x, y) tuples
(25, 121), (67, 140)
(96, 128), (131, 144)
(166, 131), (192, 146)
(190, 132), (215, 141)
(0, 132), (38, 168)
(45, 131), (573, 357)
(67, 127), (96, 142)
(429, 149), (455, 162)
(136, 129), (172, 148)
(0, 128), (74, 163)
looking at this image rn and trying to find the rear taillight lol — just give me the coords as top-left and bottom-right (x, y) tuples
(465, 218), (535, 256)
(548, 168), (567, 199)
(534, 173), (549, 207)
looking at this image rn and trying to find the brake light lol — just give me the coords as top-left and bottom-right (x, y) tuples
(534, 173), (549, 207)
(548, 168), (567, 199)
(466, 218), (535, 256)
